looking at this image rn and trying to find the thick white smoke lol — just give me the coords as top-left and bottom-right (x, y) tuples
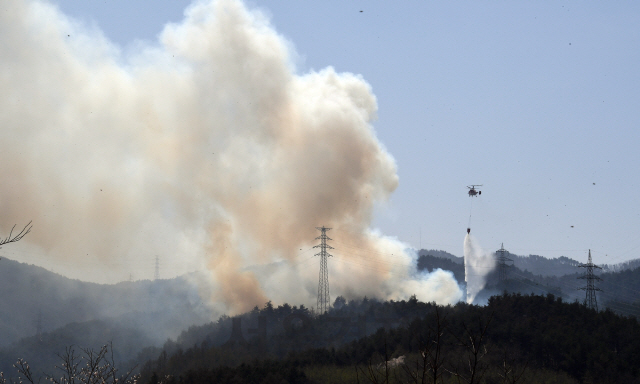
(0, 0), (462, 313)
(463, 234), (496, 303)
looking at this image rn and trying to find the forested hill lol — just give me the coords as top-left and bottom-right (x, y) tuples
(511, 254), (580, 277)
(418, 248), (583, 277)
(416, 253), (464, 282)
(137, 293), (640, 384)
(0, 256), (215, 376)
(419, 249), (640, 276)
(0, 257), (213, 346)
(529, 266), (640, 319)
(418, 249), (462, 264)
(417, 250), (640, 319)
(602, 257), (640, 272)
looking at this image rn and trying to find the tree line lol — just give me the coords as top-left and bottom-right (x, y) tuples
(129, 293), (640, 383)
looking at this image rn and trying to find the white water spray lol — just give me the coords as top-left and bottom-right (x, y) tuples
(463, 234), (495, 303)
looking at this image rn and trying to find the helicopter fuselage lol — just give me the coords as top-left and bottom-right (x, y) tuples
(468, 189), (481, 196)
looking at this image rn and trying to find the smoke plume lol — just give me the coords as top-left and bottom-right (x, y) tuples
(463, 234), (496, 303)
(0, 0), (462, 313)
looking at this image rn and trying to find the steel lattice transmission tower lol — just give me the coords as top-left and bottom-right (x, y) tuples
(314, 226), (334, 314)
(496, 243), (513, 282)
(578, 249), (602, 311)
(35, 310), (43, 342)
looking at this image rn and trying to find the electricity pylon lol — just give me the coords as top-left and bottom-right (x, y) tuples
(496, 243), (512, 282)
(314, 226), (333, 314)
(578, 249), (602, 311)
(36, 310), (43, 342)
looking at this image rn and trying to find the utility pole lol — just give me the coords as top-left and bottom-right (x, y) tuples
(496, 243), (512, 282)
(578, 249), (602, 311)
(314, 226), (333, 314)
(154, 256), (160, 280)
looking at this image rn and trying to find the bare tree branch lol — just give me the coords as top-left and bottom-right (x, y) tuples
(498, 347), (528, 384)
(49, 346), (79, 384)
(14, 359), (36, 384)
(402, 306), (448, 384)
(0, 221), (32, 248)
(446, 313), (493, 384)
(18, 344), (138, 384)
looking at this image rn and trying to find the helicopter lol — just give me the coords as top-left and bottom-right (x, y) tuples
(467, 185), (482, 197)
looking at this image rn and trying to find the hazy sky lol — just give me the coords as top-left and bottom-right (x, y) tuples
(10, 0), (640, 270)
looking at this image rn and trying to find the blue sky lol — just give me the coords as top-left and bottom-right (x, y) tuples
(49, 0), (640, 266)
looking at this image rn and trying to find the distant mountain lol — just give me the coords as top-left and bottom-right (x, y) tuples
(416, 249), (640, 315)
(418, 248), (585, 278)
(474, 251), (639, 277)
(510, 254), (581, 277)
(544, 266), (640, 317)
(416, 253), (464, 282)
(418, 249), (463, 264)
(602, 258), (640, 273)
(0, 257), (213, 346)
(0, 257), (216, 377)
(0, 319), (154, 376)
(476, 259), (640, 319)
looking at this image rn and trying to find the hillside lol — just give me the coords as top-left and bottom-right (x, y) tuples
(5, 251), (640, 383)
(416, 253), (464, 282)
(0, 257), (214, 346)
(417, 249), (640, 318)
(602, 257), (640, 273)
(134, 293), (640, 384)
(418, 249), (463, 264)
(0, 257), (217, 375)
(418, 248), (584, 278)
